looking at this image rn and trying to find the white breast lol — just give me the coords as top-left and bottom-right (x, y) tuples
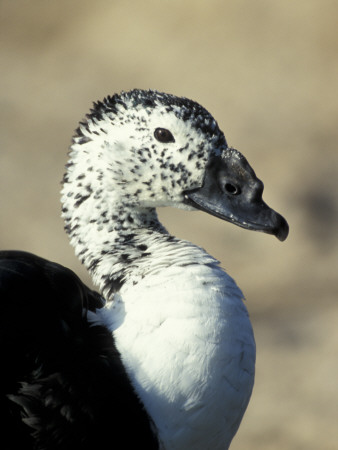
(101, 262), (255, 450)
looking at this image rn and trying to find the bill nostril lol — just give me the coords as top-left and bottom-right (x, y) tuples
(224, 183), (241, 195)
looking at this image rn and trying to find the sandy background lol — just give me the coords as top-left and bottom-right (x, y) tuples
(1, 1), (337, 448)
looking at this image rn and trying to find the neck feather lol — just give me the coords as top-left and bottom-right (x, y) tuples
(62, 197), (218, 300)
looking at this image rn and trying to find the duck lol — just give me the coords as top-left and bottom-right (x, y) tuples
(0, 89), (288, 450)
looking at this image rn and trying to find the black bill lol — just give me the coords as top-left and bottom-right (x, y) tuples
(184, 148), (289, 241)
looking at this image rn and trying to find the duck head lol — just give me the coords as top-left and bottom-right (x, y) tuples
(63, 89), (288, 242)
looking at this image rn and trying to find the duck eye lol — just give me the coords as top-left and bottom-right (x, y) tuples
(154, 128), (175, 143)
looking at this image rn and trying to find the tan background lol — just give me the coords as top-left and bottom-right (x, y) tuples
(1, 1), (337, 448)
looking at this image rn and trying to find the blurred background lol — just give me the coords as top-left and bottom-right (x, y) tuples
(1, 0), (337, 448)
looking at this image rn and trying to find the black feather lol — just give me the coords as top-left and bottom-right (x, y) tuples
(0, 251), (158, 450)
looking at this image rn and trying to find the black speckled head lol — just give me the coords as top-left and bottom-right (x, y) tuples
(63, 89), (228, 214)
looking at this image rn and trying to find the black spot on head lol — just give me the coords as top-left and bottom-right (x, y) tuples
(74, 194), (91, 208)
(140, 252), (151, 258)
(143, 98), (155, 107)
(121, 253), (130, 261)
(137, 244), (148, 251)
(78, 135), (92, 145)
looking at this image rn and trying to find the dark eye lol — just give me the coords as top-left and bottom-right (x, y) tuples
(154, 128), (175, 143)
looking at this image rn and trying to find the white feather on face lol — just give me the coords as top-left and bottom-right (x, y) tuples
(63, 90), (226, 212)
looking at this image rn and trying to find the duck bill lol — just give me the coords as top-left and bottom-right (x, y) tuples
(184, 148), (289, 241)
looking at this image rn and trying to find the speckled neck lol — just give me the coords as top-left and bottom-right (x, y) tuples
(62, 196), (217, 300)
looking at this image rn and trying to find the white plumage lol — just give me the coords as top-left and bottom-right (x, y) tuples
(108, 263), (255, 449)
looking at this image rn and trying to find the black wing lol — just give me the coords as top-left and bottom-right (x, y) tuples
(0, 251), (158, 450)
